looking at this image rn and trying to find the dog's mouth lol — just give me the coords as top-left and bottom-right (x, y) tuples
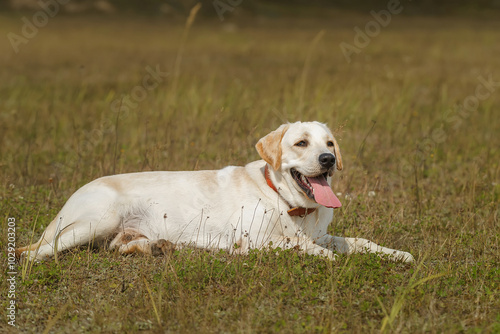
(291, 168), (342, 209)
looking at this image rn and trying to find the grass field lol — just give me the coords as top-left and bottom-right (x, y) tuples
(0, 10), (499, 333)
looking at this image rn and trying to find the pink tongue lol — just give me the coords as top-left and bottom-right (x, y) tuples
(307, 176), (342, 208)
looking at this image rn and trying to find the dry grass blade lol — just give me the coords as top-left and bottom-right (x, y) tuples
(297, 29), (325, 112)
(143, 276), (162, 328)
(172, 2), (202, 97)
(186, 2), (202, 28)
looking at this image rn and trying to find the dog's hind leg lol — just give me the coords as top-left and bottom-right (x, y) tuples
(17, 183), (123, 261)
(18, 206), (121, 262)
(19, 214), (120, 261)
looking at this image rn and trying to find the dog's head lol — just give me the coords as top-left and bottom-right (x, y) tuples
(256, 121), (342, 209)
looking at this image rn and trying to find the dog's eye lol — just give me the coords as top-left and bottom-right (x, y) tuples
(327, 141), (334, 147)
(295, 140), (308, 147)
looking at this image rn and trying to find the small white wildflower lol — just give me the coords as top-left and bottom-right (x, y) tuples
(336, 192), (342, 197)
(368, 191), (376, 197)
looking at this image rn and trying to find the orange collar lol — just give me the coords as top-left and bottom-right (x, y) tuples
(264, 164), (316, 217)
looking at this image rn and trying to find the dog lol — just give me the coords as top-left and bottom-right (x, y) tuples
(17, 121), (414, 262)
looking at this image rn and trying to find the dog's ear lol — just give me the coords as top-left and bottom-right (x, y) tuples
(256, 124), (289, 171)
(332, 137), (343, 171)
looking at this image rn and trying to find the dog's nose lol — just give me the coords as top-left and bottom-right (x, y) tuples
(319, 153), (336, 169)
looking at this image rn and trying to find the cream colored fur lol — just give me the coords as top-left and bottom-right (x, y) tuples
(18, 121), (413, 262)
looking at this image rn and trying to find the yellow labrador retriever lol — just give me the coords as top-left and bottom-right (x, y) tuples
(17, 121), (413, 262)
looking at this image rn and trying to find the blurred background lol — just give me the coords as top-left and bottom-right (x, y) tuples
(1, 0), (499, 199)
(1, 0), (499, 180)
(4, 0), (500, 16)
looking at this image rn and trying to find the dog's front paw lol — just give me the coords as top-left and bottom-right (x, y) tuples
(398, 251), (414, 263)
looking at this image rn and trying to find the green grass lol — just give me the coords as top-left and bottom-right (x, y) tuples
(1, 12), (499, 333)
